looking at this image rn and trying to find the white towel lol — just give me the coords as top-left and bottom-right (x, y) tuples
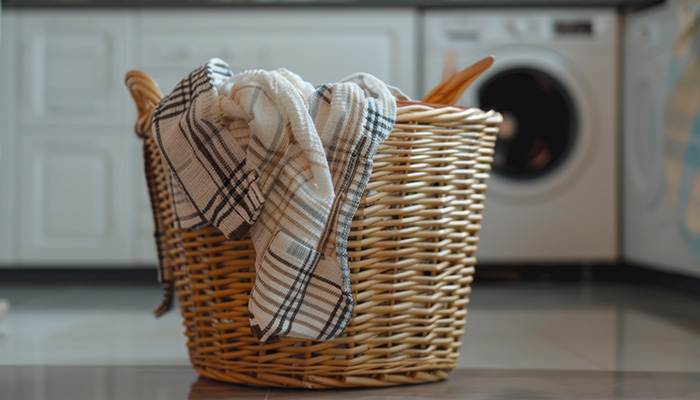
(153, 59), (396, 342)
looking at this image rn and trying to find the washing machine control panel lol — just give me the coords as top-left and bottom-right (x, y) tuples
(554, 20), (593, 35)
(506, 18), (538, 37)
(436, 11), (612, 45)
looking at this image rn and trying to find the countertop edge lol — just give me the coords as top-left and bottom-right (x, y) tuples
(1, 1), (665, 11)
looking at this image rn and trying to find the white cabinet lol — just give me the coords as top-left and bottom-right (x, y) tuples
(4, 11), (138, 266)
(0, 8), (419, 267)
(18, 132), (130, 264)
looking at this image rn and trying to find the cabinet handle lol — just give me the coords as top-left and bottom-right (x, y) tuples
(446, 29), (481, 41)
(153, 46), (190, 62)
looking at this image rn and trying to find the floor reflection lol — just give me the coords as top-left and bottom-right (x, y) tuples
(1, 366), (699, 400)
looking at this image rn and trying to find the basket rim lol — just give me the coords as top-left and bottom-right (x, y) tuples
(396, 99), (470, 110)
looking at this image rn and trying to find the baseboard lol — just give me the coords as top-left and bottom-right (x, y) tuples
(0, 267), (158, 283)
(2, 263), (699, 296)
(591, 262), (700, 291)
(475, 262), (700, 296)
(474, 263), (593, 282)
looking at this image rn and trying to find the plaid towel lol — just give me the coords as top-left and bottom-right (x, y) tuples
(153, 59), (396, 342)
(152, 61), (263, 238)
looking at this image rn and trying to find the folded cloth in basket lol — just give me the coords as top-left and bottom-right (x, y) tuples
(152, 59), (396, 342)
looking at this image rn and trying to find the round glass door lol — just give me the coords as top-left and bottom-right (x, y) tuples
(478, 68), (578, 180)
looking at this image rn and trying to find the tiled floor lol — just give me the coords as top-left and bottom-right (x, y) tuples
(2, 278), (700, 399)
(2, 279), (699, 372)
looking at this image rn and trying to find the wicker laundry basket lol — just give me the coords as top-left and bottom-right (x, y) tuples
(126, 70), (501, 388)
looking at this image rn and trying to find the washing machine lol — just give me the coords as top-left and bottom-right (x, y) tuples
(623, 2), (700, 278)
(424, 9), (618, 263)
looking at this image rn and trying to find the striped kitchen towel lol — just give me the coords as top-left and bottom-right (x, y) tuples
(152, 61), (263, 239)
(152, 59), (396, 342)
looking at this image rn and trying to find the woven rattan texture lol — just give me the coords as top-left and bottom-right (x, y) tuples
(127, 71), (500, 388)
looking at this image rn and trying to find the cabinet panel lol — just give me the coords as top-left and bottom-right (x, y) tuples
(140, 38), (263, 94)
(3, 8), (420, 268)
(19, 132), (129, 264)
(140, 9), (418, 97)
(20, 11), (132, 125)
(263, 32), (393, 85)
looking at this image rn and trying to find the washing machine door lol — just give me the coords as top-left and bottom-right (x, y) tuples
(460, 47), (595, 201)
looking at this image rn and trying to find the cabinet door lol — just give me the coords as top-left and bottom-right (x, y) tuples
(1, 11), (19, 264)
(19, 131), (130, 264)
(20, 11), (133, 125)
(140, 9), (418, 98)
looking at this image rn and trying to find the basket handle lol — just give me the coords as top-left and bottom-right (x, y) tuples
(125, 70), (164, 139)
(125, 70), (174, 317)
(423, 56), (494, 105)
